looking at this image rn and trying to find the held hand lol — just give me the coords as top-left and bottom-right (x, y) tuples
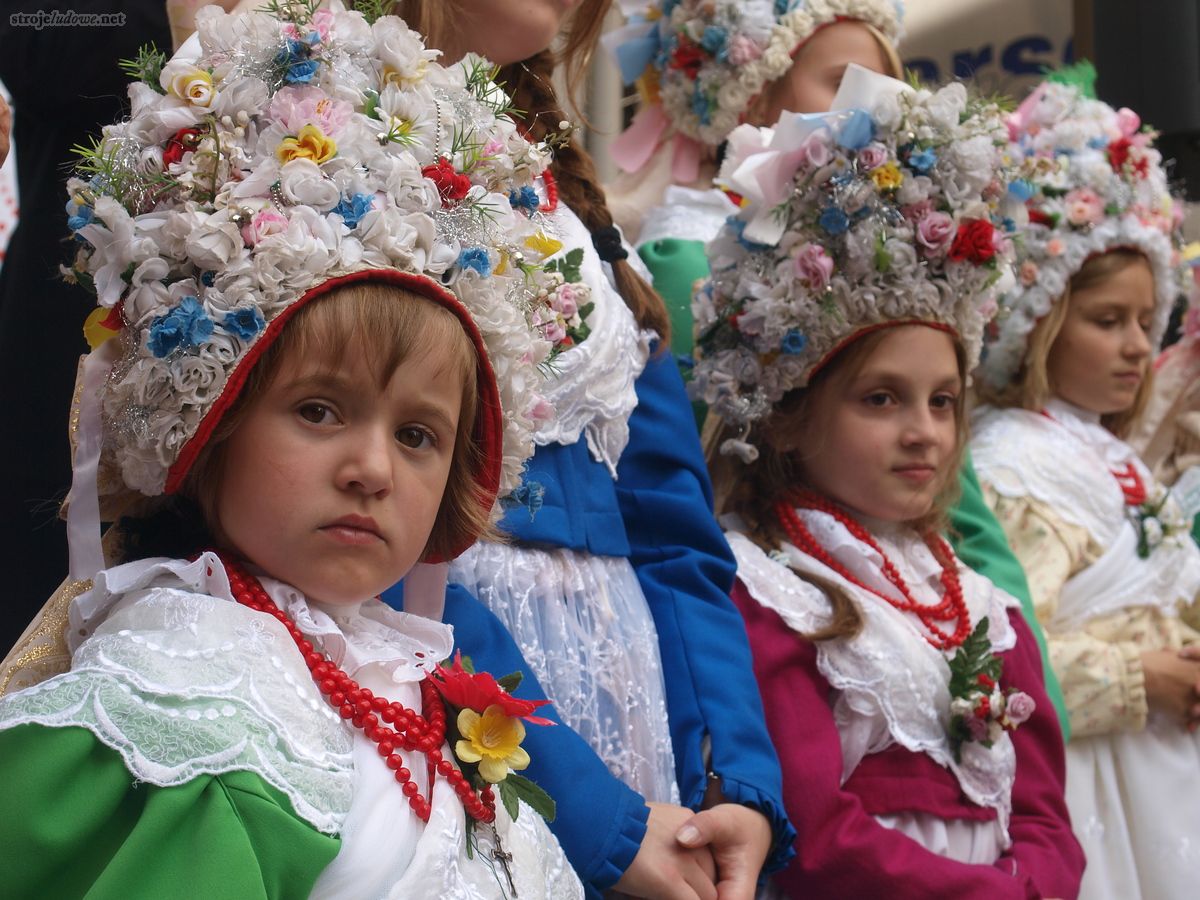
(1141, 649), (1200, 727)
(675, 803), (774, 900)
(1176, 646), (1200, 730)
(0, 94), (10, 168)
(612, 802), (718, 900)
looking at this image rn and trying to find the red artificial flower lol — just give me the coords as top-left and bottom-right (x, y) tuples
(1108, 137), (1131, 172)
(421, 158), (472, 206)
(163, 127), (204, 169)
(670, 40), (705, 79)
(431, 651), (555, 725)
(1027, 207), (1055, 228)
(975, 695), (992, 718)
(948, 218), (997, 265)
(977, 673), (996, 690)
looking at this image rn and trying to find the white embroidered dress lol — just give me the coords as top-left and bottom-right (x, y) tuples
(728, 509), (1023, 864)
(972, 398), (1200, 900)
(450, 204), (681, 803)
(0, 553), (582, 900)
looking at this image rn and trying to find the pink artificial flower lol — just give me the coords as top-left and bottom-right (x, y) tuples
(541, 317), (567, 344)
(283, 8), (334, 43)
(793, 242), (834, 290)
(916, 211), (955, 254)
(858, 142), (889, 171)
(551, 283), (579, 318)
(1019, 260), (1040, 286)
(241, 208), (290, 246)
(1116, 107), (1141, 138)
(901, 199), (934, 223)
(268, 85), (354, 137)
(965, 715), (990, 742)
(1064, 187), (1105, 227)
(1046, 237), (1065, 257)
(1004, 691), (1036, 726)
(1184, 305), (1200, 339)
(727, 35), (763, 66)
(799, 132), (832, 169)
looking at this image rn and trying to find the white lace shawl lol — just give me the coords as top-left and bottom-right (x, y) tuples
(533, 204), (654, 475)
(728, 510), (1020, 837)
(637, 185), (737, 248)
(0, 553), (452, 835)
(972, 400), (1200, 629)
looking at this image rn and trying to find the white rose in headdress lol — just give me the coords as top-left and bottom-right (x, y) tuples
(278, 159), (341, 211)
(161, 60), (217, 108)
(185, 209), (245, 271)
(211, 76), (269, 123)
(124, 257), (173, 324)
(944, 136), (996, 193)
(373, 17), (440, 88)
(925, 82), (968, 130)
(195, 6), (280, 61)
(78, 197), (162, 307)
(126, 83), (203, 146)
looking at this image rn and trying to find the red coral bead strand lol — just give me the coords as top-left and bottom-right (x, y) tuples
(220, 556), (495, 825)
(774, 490), (971, 650)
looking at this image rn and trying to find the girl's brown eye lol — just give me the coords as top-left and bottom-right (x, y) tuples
(299, 403), (330, 424)
(397, 426), (434, 450)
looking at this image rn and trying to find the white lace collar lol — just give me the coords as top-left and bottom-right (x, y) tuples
(728, 512), (1019, 835)
(1042, 396), (1140, 472)
(70, 553), (453, 683)
(532, 205), (654, 475)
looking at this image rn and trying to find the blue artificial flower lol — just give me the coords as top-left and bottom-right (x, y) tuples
(66, 200), (93, 236)
(458, 247), (492, 276)
(331, 192), (374, 228)
(1007, 179), (1035, 201)
(781, 330), (808, 355)
(277, 39), (319, 84)
(836, 109), (875, 150)
(1087, 135), (1109, 150)
(727, 217), (771, 251)
(508, 185), (540, 214)
(908, 147), (937, 173)
(147, 296), (214, 358)
(691, 84), (711, 126)
(222, 305), (265, 341)
(818, 207), (850, 236)
(700, 25), (727, 57)
(200, 270), (216, 287)
(502, 480), (545, 521)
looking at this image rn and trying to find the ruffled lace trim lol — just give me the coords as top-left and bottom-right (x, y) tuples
(729, 520), (1018, 835)
(531, 206), (653, 476)
(1, 587), (353, 833)
(637, 186), (736, 248)
(972, 403), (1131, 546)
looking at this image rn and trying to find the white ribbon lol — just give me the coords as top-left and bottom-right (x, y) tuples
(66, 343), (118, 582)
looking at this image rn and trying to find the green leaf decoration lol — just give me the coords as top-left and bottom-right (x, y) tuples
(947, 617), (1003, 699)
(505, 773), (556, 822)
(1044, 60), (1098, 99)
(496, 671), (523, 694)
(498, 777), (521, 822)
(118, 44), (167, 94)
(460, 654), (476, 674)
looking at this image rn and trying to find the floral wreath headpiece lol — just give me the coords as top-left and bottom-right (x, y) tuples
(605, 0), (903, 178)
(690, 65), (1013, 457)
(63, 2), (570, 574)
(979, 69), (1187, 390)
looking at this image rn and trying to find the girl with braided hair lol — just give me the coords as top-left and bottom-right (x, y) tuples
(385, 2), (794, 897)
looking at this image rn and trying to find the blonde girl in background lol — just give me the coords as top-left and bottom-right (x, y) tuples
(971, 73), (1200, 900)
(692, 65), (1083, 898)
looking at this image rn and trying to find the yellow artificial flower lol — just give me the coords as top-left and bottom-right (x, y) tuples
(455, 704), (530, 784)
(871, 161), (903, 191)
(277, 124), (338, 165)
(382, 62), (429, 89)
(525, 232), (563, 259)
(83, 306), (120, 350)
(168, 66), (215, 108)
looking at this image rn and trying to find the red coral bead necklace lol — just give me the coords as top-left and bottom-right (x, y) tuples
(218, 554), (496, 825)
(774, 489), (971, 650)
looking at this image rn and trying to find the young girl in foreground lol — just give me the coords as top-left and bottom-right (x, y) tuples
(0, 5), (594, 894)
(692, 66), (1083, 897)
(972, 77), (1200, 900)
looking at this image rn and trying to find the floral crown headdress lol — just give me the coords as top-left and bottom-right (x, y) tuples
(691, 65), (1013, 458)
(979, 67), (1186, 390)
(63, 2), (571, 574)
(605, 0), (903, 179)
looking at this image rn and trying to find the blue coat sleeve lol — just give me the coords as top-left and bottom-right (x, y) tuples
(382, 581), (649, 897)
(613, 349), (797, 872)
